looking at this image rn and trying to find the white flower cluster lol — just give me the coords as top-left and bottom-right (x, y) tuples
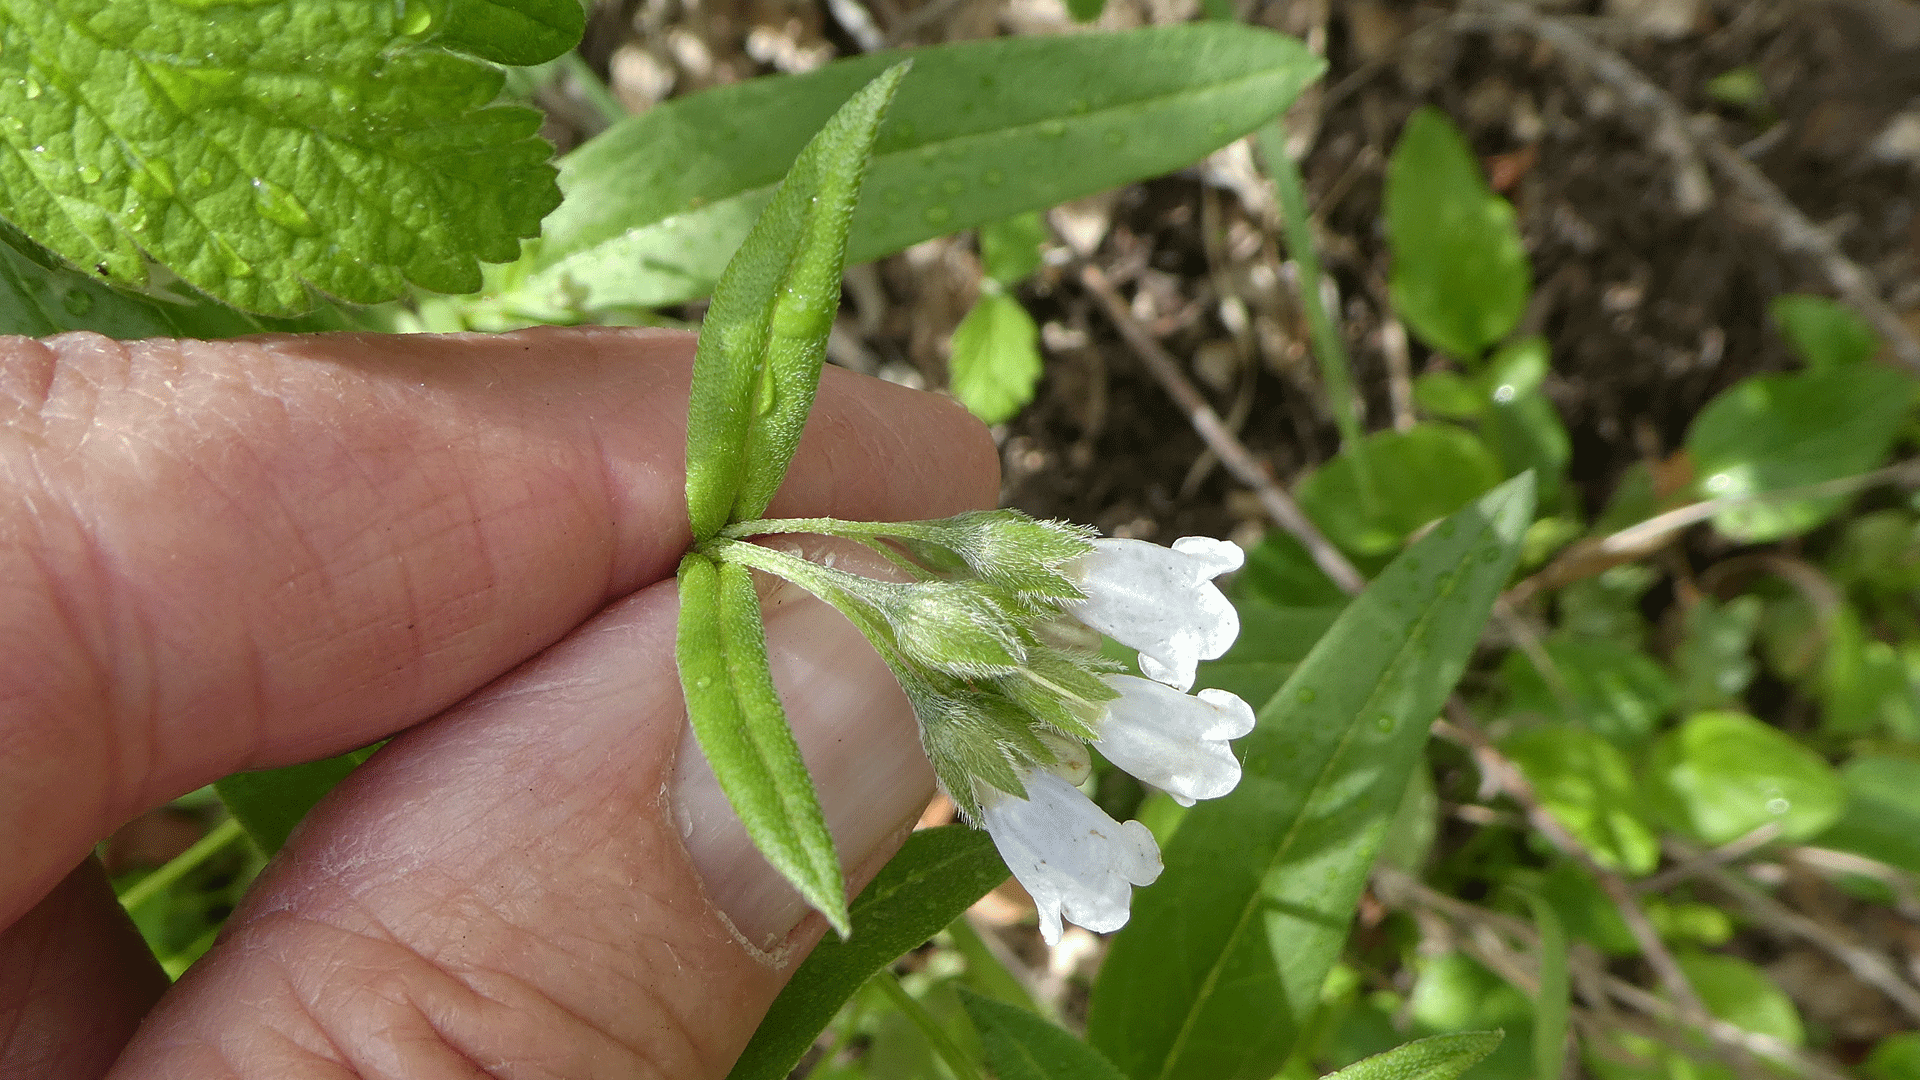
(707, 512), (1256, 944)
(981, 536), (1253, 944)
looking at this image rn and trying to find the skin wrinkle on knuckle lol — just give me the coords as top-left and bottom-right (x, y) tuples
(233, 893), (696, 1080)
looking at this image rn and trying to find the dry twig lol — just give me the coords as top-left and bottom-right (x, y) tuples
(1079, 262), (1369, 595)
(1373, 867), (1857, 1080)
(1448, 0), (1920, 374)
(1664, 838), (1920, 1025)
(1433, 703), (1766, 1080)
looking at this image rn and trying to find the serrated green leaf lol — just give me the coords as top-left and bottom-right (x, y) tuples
(685, 63), (906, 540)
(1771, 293), (1877, 370)
(1086, 475), (1535, 1080)
(1296, 423), (1506, 558)
(949, 291), (1042, 424)
(436, 0), (586, 67)
(1386, 107), (1530, 362)
(215, 746), (380, 856)
(1326, 1033), (1506, 1080)
(481, 25), (1323, 320)
(729, 826), (1009, 1080)
(0, 222), (342, 338)
(675, 555), (848, 935)
(0, 0), (571, 316)
(1646, 711), (1846, 845)
(960, 989), (1129, 1080)
(1686, 365), (1917, 542)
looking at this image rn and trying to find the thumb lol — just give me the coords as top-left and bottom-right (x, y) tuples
(109, 572), (938, 1078)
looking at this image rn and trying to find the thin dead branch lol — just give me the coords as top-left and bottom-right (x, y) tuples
(1448, 0), (1920, 374)
(1080, 262), (1369, 595)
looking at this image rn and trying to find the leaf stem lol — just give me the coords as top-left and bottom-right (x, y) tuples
(555, 51), (629, 127)
(874, 970), (987, 1080)
(118, 817), (247, 913)
(1255, 123), (1377, 511)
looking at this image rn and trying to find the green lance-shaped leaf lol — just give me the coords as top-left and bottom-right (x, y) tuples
(1086, 475), (1535, 1080)
(1323, 1033), (1506, 1080)
(728, 826), (1010, 1080)
(1512, 890), (1570, 1080)
(675, 555), (849, 935)
(960, 988), (1130, 1080)
(215, 745), (380, 856)
(0, 0), (577, 316)
(684, 63), (908, 541)
(478, 25), (1322, 321)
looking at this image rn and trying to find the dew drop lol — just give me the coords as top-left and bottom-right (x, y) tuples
(939, 177), (963, 196)
(76, 162), (101, 183)
(1102, 130), (1126, 148)
(1766, 797), (1790, 815)
(923, 204), (951, 226)
(24, 77), (40, 100)
(1209, 120), (1229, 137)
(60, 288), (93, 317)
(982, 168), (1004, 187)
(1375, 714), (1395, 733)
(399, 0), (435, 35)
(251, 176), (319, 236)
(1038, 119), (1067, 139)
(1297, 687), (1317, 704)
(190, 166), (214, 189)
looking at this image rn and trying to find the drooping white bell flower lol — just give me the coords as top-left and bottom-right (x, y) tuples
(1059, 536), (1243, 691)
(978, 768), (1163, 946)
(1093, 675), (1256, 807)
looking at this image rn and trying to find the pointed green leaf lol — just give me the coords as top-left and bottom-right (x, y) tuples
(949, 291), (1043, 424)
(676, 555), (848, 934)
(1386, 107), (1530, 362)
(960, 989), (1129, 1080)
(215, 747), (380, 856)
(481, 25), (1323, 320)
(1686, 364), (1916, 543)
(1086, 475), (1536, 1080)
(1771, 294), (1878, 370)
(0, 0), (572, 316)
(729, 826), (1009, 1080)
(684, 63), (907, 540)
(1326, 1033), (1506, 1080)
(1511, 890), (1570, 1080)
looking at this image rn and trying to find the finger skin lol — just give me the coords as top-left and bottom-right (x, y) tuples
(0, 326), (998, 928)
(110, 572), (940, 1079)
(0, 859), (168, 1080)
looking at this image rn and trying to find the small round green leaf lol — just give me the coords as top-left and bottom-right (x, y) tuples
(1646, 711), (1846, 844)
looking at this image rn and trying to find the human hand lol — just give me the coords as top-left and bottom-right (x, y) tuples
(0, 326), (998, 1078)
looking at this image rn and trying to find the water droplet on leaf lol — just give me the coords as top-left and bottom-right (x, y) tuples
(251, 177), (319, 236)
(939, 177), (963, 195)
(1297, 687), (1317, 704)
(76, 163), (101, 183)
(982, 168), (1004, 187)
(923, 204), (951, 226)
(60, 288), (93, 317)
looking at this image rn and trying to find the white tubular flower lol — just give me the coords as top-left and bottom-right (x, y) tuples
(1093, 675), (1256, 807)
(1059, 536), (1244, 691)
(979, 769), (1163, 946)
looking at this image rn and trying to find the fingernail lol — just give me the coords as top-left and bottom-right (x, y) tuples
(670, 576), (935, 956)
